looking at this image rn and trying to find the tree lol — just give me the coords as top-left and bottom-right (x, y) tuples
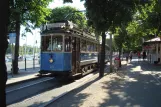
(0, 0), (9, 106)
(84, 0), (139, 77)
(47, 6), (87, 29)
(121, 0), (161, 53)
(124, 2), (154, 51)
(114, 26), (127, 58)
(134, 0), (161, 39)
(9, 0), (52, 74)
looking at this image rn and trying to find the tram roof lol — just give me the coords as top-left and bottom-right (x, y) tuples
(40, 20), (98, 43)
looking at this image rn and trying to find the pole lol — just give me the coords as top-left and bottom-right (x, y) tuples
(11, 43), (14, 77)
(25, 36), (27, 70)
(33, 39), (35, 69)
(33, 46), (35, 69)
(33, 31), (36, 69)
(109, 33), (113, 72)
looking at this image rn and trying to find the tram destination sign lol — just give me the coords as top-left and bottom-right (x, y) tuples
(40, 21), (78, 31)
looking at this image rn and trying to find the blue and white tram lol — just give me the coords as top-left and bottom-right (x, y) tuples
(39, 20), (108, 77)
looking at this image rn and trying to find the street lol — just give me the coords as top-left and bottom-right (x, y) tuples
(6, 60), (40, 72)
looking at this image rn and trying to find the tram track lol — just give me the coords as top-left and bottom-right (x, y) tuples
(42, 67), (109, 107)
(7, 71), (100, 107)
(40, 74), (98, 107)
(6, 77), (55, 93)
(7, 65), (108, 107)
(6, 76), (57, 105)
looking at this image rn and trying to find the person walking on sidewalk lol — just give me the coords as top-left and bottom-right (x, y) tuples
(137, 51), (141, 62)
(143, 50), (146, 61)
(125, 52), (129, 64)
(129, 51), (133, 62)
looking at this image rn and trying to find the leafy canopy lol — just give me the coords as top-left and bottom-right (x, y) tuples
(9, 0), (52, 33)
(47, 6), (87, 29)
(84, 0), (138, 33)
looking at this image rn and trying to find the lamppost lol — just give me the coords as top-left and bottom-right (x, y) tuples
(21, 35), (27, 70)
(33, 40), (37, 69)
(33, 30), (38, 69)
(25, 35), (27, 70)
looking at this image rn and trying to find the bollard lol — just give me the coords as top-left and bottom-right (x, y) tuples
(33, 57), (35, 69)
(25, 58), (26, 71)
(11, 60), (14, 77)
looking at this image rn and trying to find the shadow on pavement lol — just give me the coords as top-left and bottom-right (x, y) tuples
(28, 60), (161, 107)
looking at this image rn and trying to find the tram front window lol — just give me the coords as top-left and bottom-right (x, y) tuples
(52, 36), (62, 51)
(41, 36), (51, 52)
(41, 36), (62, 52)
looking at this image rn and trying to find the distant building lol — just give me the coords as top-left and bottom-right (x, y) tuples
(143, 37), (161, 64)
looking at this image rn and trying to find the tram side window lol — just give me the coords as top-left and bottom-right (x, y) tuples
(98, 45), (101, 52)
(91, 43), (94, 52)
(87, 42), (90, 52)
(87, 42), (94, 52)
(52, 36), (63, 51)
(41, 36), (51, 51)
(95, 44), (98, 52)
(81, 40), (86, 52)
(65, 36), (71, 52)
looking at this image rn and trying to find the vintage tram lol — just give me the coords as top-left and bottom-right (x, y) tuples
(39, 20), (109, 77)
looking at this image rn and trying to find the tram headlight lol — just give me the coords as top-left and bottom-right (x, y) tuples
(49, 58), (53, 63)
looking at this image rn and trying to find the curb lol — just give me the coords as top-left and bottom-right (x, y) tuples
(6, 75), (41, 87)
(40, 74), (98, 107)
(39, 67), (111, 107)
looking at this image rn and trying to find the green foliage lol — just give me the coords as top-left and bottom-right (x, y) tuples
(47, 6), (87, 29)
(9, 0), (52, 33)
(84, 0), (138, 33)
(83, 0), (142, 74)
(119, 0), (161, 52)
(114, 26), (125, 50)
(133, 0), (161, 37)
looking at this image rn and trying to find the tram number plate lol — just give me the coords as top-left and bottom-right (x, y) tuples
(50, 65), (54, 70)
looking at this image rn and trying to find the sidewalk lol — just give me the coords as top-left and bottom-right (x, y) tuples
(47, 60), (161, 107)
(6, 67), (40, 86)
(46, 61), (127, 107)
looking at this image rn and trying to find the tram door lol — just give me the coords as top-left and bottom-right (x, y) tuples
(72, 37), (80, 75)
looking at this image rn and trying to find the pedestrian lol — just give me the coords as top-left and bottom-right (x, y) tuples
(143, 50), (146, 61)
(137, 51), (141, 62)
(125, 52), (129, 64)
(129, 51), (133, 62)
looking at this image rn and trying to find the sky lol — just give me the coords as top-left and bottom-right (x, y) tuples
(19, 0), (85, 47)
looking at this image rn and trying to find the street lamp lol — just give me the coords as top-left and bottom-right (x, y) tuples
(25, 35), (27, 70)
(33, 39), (37, 69)
(32, 29), (38, 69)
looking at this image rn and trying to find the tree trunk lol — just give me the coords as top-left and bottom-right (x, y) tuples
(109, 33), (113, 72)
(119, 48), (121, 67)
(0, 0), (9, 106)
(99, 32), (106, 77)
(118, 48), (121, 58)
(13, 12), (20, 74)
